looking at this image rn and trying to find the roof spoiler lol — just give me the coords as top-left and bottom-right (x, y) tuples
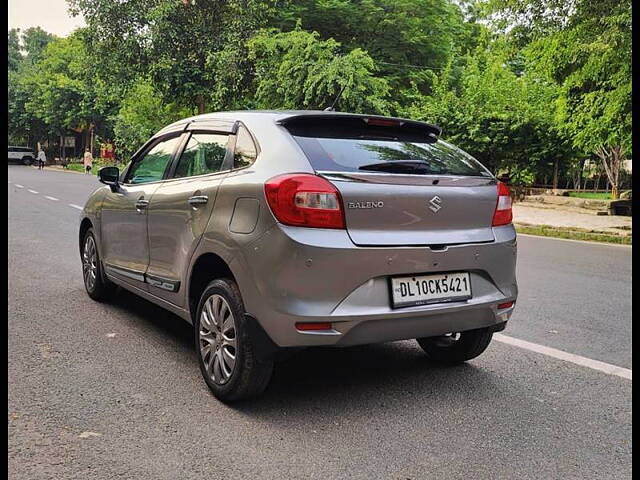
(276, 113), (442, 138)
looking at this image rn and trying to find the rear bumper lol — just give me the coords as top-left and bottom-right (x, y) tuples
(232, 224), (518, 347)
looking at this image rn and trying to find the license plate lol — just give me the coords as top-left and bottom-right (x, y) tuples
(389, 272), (471, 308)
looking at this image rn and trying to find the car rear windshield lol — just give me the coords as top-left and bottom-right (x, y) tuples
(284, 117), (490, 177)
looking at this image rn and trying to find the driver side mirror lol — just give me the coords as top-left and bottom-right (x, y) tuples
(99, 166), (120, 192)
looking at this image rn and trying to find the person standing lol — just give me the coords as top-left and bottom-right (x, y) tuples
(83, 148), (94, 175)
(36, 148), (46, 170)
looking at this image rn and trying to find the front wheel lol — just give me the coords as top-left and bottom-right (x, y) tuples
(195, 279), (273, 402)
(81, 229), (115, 302)
(416, 328), (493, 365)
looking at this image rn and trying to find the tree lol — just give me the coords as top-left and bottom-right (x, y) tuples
(247, 27), (390, 113)
(483, 0), (632, 197)
(20, 27), (57, 65)
(8, 28), (57, 147)
(68, 0), (276, 114)
(112, 78), (191, 160)
(403, 41), (571, 183)
(8, 29), (22, 72)
(22, 31), (122, 157)
(272, 0), (473, 93)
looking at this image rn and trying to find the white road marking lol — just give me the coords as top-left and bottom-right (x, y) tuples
(14, 184), (23, 188)
(69, 204), (83, 210)
(45, 196), (59, 201)
(517, 233), (632, 248)
(494, 333), (632, 380)
(28, 189), (39, 194)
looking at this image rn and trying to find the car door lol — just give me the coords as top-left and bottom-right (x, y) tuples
(145, 123), (235, 306)
(100, 134), (183, 290)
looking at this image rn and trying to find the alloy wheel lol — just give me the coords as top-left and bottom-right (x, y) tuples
(199, 294), (237, 385)
(82, 235), (98, 292)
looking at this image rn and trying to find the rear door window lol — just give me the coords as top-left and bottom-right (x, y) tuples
(172, 133), (229, 178)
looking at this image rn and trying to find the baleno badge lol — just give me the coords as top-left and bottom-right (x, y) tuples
(347, 201), (384, 209)
(428, 196), (442, 213)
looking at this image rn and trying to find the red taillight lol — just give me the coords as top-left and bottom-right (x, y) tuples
(295, 322), (333, 331)
(264, 174), (345, 229)
(492, 181), (513, 226)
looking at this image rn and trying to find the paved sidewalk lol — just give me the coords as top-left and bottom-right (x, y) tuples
(513, 204), (632, 234)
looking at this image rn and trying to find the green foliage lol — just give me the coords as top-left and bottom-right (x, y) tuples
(273, 0), (475, 92)
(486, 0), (632, 156)
(112, 79), (192, 160)
(8, 28), (57, 146)
(403, 42), (571, 180)
(248, 28), (390, 113)
(8, 29), (22, 72)
(69, 0), (276, 113)
(8, 0), (631, 189)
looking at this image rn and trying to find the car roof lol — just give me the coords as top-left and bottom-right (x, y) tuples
(160, 110), (441, 136)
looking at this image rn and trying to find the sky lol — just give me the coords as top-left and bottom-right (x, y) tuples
(8, 0), (85, 37)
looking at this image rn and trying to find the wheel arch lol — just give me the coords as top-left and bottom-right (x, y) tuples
(187, 252), (238, 322)
(79, 217), (93, 254)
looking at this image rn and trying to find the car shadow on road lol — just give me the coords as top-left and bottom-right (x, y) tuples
(107, 287), (194, 350)
(108, 287), (502, 414)
(234, 344), (503, 418)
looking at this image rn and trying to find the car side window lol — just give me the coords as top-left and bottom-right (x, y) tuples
(233, 125), (257, 169)
(126, 136), (181, 184)
(172, 133), (229, 178)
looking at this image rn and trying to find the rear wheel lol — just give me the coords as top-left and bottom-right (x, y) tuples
(81, 229), (115, 301)
(416, 328), (493, 365)
(195, 279), (273, 402)
(22, 156), (32, 166)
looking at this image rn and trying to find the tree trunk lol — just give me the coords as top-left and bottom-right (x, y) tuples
(552, 158), (559, 191)
(596, 145), (624, 199)
(196, 95), (205, 115)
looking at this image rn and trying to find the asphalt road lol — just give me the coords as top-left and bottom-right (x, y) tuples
(8, 165), (632, 479)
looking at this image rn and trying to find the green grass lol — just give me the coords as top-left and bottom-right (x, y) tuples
(65, 163), (85, 173)
(566, 191), (613, 200)
(64, 159), (118, 175)
(515, 223), (631, 245)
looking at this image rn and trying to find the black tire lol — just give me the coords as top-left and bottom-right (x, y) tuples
(195, 279), (273, 402)
(22, 157), (32, 166)
(81, 228), (115, 302)
(416, 327), (493, 365)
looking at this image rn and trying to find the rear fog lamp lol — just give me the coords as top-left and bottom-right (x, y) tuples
(497, 302), (514, 309)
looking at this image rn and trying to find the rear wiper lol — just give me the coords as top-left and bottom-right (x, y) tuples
(358, 160), (432, 174)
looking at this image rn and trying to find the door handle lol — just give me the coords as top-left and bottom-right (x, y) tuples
(135, 199), (149, 212)
(188, 195), (208, 207)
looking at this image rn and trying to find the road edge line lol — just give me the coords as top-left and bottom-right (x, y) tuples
(494, 333), (632, 380)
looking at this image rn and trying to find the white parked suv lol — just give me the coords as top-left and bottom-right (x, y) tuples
(8, 146), (35, 165)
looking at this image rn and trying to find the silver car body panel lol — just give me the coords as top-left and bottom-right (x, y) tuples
(81, 110), (518, 348)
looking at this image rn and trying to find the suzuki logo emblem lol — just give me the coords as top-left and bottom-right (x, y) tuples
(428, 195), (442, 213)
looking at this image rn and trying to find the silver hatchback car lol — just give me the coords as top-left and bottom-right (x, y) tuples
(79, 111), (517, 401)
